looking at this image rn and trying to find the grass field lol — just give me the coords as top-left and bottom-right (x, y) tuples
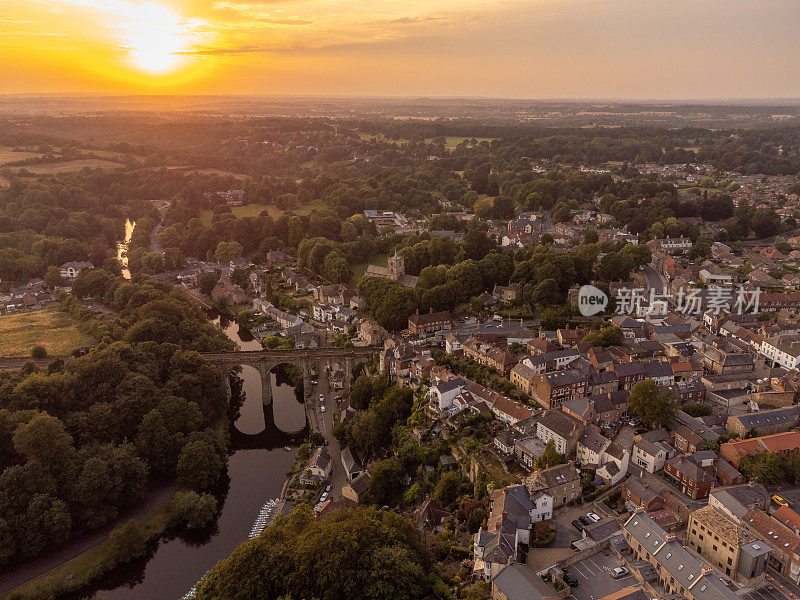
(0, 147), (44, 165)
(199, 199), (328, 225)
(0, 307), (94, 356)
(14, 159), (123, 174)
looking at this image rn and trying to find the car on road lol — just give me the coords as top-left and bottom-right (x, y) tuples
(325, 485), (331, 492)
(772, 494), (791, 507)
(311, 380), (317, 385)
(579, 515), (593, 526)
(320, 492), (328, 502)
(563, 572), (578, 587)
(628, 418), (641, 426)
(587, 512), (601, 522)
(319, 394), (324, 400)
(611, 567), (630, 579)
(324, 440), (329, 446)
(571, 519), (585, 531)
(320, 406), (326, 413)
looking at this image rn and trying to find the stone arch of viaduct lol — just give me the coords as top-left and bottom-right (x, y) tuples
(201, 347), (377, 405)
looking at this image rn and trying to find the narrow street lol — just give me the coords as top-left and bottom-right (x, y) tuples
(307, 364), (348, 501)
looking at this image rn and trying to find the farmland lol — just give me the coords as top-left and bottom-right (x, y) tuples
(0, 307), (94, 357)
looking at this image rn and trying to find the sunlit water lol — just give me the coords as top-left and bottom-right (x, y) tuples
(116, 219), (136, 280)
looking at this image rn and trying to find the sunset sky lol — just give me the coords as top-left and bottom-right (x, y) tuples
(1, 0), (799, 98)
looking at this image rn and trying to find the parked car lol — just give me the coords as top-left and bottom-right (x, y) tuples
(320, 406), (326, 413)
(325, 485), (332, 492)
(579, 516), (592, 526)
(628, 418), (641, 426)
(311, 380), (317, 385)
(563, 572), (578, 587)
(587, 512), (601, 522)
(571, 519), (585, 531)
(320, 492), (328, 502)
(319, 394), (324, 400)
(611, 567), (629, 579)
(772, 494), (791, 507)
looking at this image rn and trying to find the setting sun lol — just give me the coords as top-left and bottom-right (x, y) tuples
(116, 1), (196, 73)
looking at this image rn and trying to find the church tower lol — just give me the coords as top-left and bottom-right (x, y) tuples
(387, 250), (405, 281)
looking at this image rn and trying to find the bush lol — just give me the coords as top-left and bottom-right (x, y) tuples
(169, 491), (218, 529)
(531, 524), (555, 547)
(105, 520), (148, 569)
(31, 345), (47, 359)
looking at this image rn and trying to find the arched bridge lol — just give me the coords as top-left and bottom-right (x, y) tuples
(201, 347), (378, 403)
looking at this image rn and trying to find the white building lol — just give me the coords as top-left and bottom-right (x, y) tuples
(60, 261), (93, 280)
(430, 378), (466, 411)
(760, 336), (800, 371)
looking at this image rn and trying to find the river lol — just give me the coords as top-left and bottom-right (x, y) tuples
(89, 318), (306, 600)
(116, 219), (135, 280)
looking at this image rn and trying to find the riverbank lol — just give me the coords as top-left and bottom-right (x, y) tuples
(0, 483), (179, 600)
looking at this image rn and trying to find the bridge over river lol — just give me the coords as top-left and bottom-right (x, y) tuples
(201, 346), (378, 403)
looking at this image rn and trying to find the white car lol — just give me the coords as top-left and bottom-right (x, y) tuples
(611, 567), (629, 579)
(587, 512), (601, 522)
(311, 380), (317, 385)
(319, 394), (324, 400)
(320, 492), (329, 502)
(320, 406), (326, 413)
(325, 485), (332, 492)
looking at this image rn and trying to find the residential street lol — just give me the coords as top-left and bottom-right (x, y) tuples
(307, 365), (348, 502)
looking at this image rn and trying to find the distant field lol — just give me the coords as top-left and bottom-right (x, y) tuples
(193, 168), (250, 180)
(199, 199), (328, 225)
(0, 307), (94, 357)
(358, 133), (410, 144)
(14, 159), (123, 174)
(444, 136), (496, 149)
(0, 147), (44, 165)
(357, 133), (496, 149)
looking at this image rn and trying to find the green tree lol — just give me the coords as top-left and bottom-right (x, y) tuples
(12, 412), (74, 465)
(627, 380), (677, 429)
(323, 249), (352, 284)
(198, 271), (219, 296)
(106, 520), (149, 566)
(536, 440), (566, 469)
(177, 439), (224, 491)
(683, 402), (712, 418)
(215, 240), (244, 263)
(350, 374), (373, 410)
(169, 491), (218, 529)
(434, 471), (463, 508)
(31, 345), (47, 359)
(738, 452), (784, 486)
(44, 265), (63, 288)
